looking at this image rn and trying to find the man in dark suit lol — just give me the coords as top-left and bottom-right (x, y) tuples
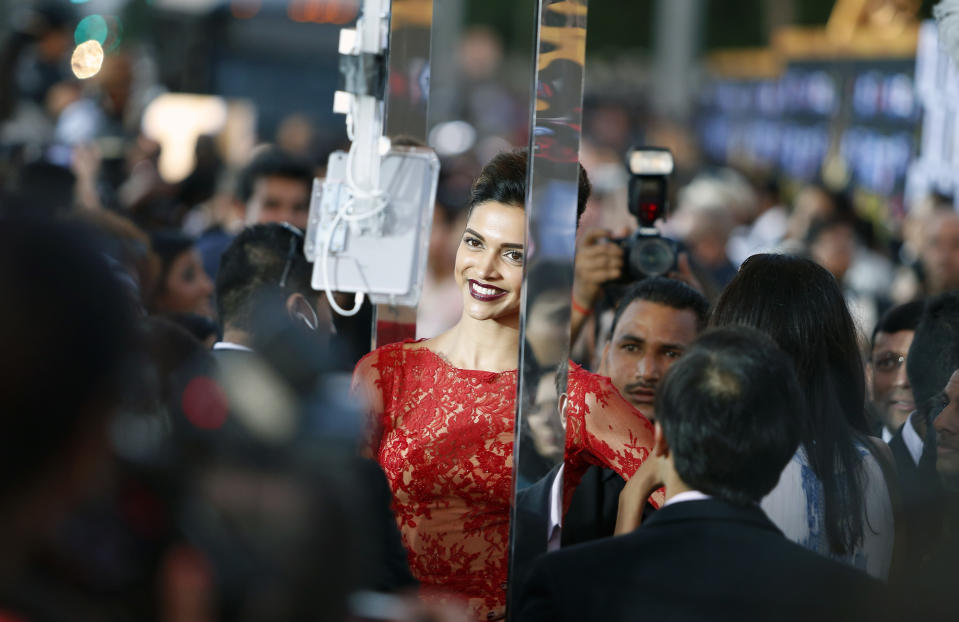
(886, 293), (959, 575)
(517, 326), (886, 622)
(211, 224), (416, 594)
(883, 291), (959, 619)
(563, 277), (708, 546)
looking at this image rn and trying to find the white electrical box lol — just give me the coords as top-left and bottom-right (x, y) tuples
(306, 146), (440, 307)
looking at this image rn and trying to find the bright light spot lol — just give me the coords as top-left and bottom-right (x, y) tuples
(142, 93), (229, 183)
(75, 14), (108, 46)
(428, 120), (477, 157)
(71, 0), (90, 4)
(71, 40), (104, 80)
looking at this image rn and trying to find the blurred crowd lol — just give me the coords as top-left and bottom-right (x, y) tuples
(2, 1), (959, 622)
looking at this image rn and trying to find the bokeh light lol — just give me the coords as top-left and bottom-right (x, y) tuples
(75, 14), (108, 46)
(71, 40), (105, 80)
(287, 0), (358, 25)
(231, 0), (262, 19)
(429, 120), (477, 156)
(102, 16), (125, 52)
(181, 377), (229, 430)
(142, 93), (230, 183)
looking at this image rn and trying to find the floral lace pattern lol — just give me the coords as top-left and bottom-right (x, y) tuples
(353, 341), (656, 620)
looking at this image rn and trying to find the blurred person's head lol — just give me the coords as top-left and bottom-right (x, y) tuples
(756, 174), (782, 212)
(920, 204), (959, 294)
(22, 3), (74, 62)
(907, 292), (959, 424)
(932, 369), (959, 491)
(680, 207), (735, 271)
(0, 217), (136, 564)
(2, 3), (74, 114)
(807, 216), (858, 282)
(868, 300), (923, 436)
(653, 326), (802, 506)
(673, 173), (742, 268)
(68, 208), (157, 308)
(459, 26), (504, 81)
(238, 148), (313, 231)
(524, 262), (575, 367)
(216, 223), (331, 351)
(715, 168), (758, 226)
(602, 277), (708, 420)
(901, 194), (948, 261)
(275, 114), (316, 159)
(787, 184), (837, 243)
(711, 254), (868, 555)
(149, 231), (214, 318)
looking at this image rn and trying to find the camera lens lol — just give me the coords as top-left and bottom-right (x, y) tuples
(629, 237), (675, 277)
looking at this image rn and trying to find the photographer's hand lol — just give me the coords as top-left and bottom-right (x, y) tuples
(571, 229), (624, 342)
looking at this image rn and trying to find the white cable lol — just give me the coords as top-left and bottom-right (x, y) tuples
(321, 206), (366, 317)
(345, 139), (385, 200)
(345, 110), (355, 142)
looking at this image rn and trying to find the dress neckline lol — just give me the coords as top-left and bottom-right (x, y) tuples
(402, 339), (519, 376)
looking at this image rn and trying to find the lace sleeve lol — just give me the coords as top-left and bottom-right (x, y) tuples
(352, 347), (391, 458)
(564, 363), (656, 481)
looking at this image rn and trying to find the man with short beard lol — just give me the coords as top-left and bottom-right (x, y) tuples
(562, 277), (708, 546)
(599, 277), (708, 422)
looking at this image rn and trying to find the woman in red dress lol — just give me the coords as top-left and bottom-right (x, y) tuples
(352, 151), (658, 620)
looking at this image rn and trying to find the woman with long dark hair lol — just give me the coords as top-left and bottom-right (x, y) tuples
(711, 253), (894, 579)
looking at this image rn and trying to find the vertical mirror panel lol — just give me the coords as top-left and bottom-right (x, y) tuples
(373, 0), (435, 347)
(508, 0), (588, 617)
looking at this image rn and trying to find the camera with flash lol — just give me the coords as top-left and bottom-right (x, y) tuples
(612, 147), (679, 280)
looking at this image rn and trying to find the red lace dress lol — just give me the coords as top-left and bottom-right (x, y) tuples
(353, 340), (658, 620)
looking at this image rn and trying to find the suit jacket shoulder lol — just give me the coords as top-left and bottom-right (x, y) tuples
(516, 499), (886, 622)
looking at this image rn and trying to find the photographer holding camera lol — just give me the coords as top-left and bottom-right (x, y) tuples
(570, 149), (706, 360)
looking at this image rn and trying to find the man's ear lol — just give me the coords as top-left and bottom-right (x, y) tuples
(653, 421), (670, 459)
(286, 292), (317, 331)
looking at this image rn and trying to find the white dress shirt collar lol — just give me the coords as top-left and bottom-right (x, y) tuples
(902, 410), (924, 466)
(662, 490), (711, 508)
(212, 341), (254, 353)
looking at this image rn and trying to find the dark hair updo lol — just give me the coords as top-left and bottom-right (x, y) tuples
(467, 150), (592, 227)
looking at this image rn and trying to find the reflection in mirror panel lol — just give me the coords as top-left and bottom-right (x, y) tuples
(508, 0), (589, 617)
(374, 0), (435, 348)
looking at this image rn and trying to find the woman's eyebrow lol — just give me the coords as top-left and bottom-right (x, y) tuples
(465, 228), (523, 250)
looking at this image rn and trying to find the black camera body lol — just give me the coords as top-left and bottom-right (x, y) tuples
(611, 147), (679, 281)
(613, 230), (682, 282)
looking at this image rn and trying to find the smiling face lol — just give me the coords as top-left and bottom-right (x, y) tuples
(868, 329), (915, 434)
(155, 249), (214, 318)
(454, 201), (525, 325)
